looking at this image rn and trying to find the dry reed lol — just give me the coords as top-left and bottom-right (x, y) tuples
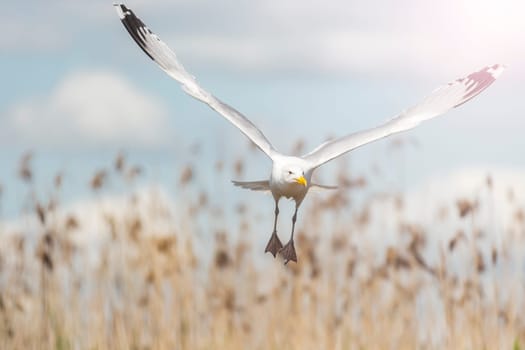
(0, 150), (523, 350)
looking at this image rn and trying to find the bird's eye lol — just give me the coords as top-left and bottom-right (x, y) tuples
(288, 171), (292, 175)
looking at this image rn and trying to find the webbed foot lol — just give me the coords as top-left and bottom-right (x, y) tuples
(264, 231), (283, 258)
(279, 240), (297, 264)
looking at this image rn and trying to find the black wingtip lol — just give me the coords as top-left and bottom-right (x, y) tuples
(114, 3), (155, 62)
(453, 64), (505, 108)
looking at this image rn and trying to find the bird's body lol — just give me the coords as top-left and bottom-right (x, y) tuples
(113, 3), (504, 264)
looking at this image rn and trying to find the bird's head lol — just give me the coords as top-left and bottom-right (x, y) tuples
(283, 166), (307, 187)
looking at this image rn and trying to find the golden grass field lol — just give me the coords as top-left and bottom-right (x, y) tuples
(0, 150), (524, 350)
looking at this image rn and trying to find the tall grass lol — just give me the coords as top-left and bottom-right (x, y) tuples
(0, 149), (524, 349)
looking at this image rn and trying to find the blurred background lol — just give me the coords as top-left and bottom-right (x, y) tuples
(0, 0), (524, 349)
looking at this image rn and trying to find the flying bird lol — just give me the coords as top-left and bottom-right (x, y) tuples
(114, 3), (504, 264)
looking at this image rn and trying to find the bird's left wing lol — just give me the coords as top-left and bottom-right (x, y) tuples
(303, 65), (505, 168)
(114, 3), (277, 159)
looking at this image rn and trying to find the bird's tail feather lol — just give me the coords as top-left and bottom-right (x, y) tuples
(232, 180), (270, 192)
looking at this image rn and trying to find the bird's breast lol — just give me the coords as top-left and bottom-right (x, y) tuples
(270, 180), (308, 201)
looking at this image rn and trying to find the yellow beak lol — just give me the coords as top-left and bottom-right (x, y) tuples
(295, 175), (307, 187)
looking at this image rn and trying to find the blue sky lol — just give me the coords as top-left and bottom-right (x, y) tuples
(1, 0), (524, 216)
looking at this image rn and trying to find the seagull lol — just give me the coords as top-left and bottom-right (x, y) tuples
(113, 3), (505, 264)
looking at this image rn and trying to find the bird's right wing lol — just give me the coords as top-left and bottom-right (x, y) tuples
(114, 3), (277, 159)
(303, 64), (505, 168)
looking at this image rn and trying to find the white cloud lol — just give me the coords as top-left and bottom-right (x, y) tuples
(3, 70), (171, 148)
(3, 0), (525, 77)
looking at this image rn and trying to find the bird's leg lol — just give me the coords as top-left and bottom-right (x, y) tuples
(279, 206), (298, 264)
(264, 200), (283, 258)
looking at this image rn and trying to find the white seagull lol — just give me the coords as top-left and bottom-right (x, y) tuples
(114, 3), (505, 264)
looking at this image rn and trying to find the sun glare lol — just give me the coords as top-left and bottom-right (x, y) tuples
(459, 0), (525, 42)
